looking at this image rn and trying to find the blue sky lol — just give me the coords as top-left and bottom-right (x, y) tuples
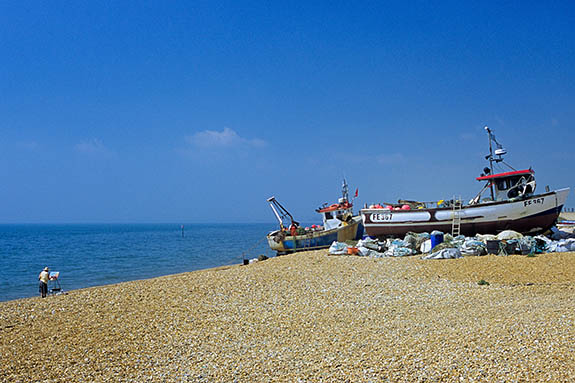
(1, 1), (574, 223)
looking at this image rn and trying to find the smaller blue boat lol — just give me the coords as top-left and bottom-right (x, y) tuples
(266, 180), (364, 254)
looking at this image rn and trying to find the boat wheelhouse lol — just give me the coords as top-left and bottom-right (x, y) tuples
(471, 169), (536, 203)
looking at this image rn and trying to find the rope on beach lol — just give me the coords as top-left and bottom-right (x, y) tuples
(240, 236), (268, 263)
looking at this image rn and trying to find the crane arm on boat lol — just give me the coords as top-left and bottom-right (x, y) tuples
(266, 196), (299, 230)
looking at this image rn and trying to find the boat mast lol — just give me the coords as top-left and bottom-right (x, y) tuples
(342, 179), (349, 202)
(485, 126), (495, 200)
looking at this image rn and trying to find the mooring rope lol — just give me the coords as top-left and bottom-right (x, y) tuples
(240, 236), (269, 263)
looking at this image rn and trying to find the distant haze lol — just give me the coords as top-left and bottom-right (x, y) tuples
(1, 2), (574, 223)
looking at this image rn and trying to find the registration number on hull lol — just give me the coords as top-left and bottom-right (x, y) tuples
(524, 197), (544, 207)
(370, 213), (393, 222)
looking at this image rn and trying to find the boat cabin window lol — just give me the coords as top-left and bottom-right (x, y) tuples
(496, 176), (521, 191)
(496, 179), (508, 190)
(324, 212), (333, 220)
(492, 174), (536, 201)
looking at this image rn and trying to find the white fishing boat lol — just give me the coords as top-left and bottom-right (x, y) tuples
(361, 127), (570, 238)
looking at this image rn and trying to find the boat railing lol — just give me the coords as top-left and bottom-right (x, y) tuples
(366, 198), (466, 210)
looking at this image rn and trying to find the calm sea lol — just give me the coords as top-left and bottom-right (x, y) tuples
(0, 224), (277, 302)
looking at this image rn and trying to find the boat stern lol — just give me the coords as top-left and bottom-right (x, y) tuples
(336, 216), (364, 241)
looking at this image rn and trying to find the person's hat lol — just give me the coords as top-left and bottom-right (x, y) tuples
(43, 267), (49, 271)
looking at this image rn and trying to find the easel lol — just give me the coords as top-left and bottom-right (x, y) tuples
(48, 271), (63, 295)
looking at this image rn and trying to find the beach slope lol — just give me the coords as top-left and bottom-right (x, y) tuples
(1, 251), (575, 382)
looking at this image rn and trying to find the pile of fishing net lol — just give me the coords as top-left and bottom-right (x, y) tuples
(328, 228), (575, 259)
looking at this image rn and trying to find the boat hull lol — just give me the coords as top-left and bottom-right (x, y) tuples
(361, 188), (570, 239)
(267, 216), (364, 254)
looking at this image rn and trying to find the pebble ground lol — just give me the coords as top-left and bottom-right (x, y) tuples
(1, 251), (574, 382)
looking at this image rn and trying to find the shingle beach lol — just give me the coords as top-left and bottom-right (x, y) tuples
(2, 251), (574, 382)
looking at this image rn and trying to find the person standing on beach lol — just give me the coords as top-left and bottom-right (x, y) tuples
(38, 267), (49, 298)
